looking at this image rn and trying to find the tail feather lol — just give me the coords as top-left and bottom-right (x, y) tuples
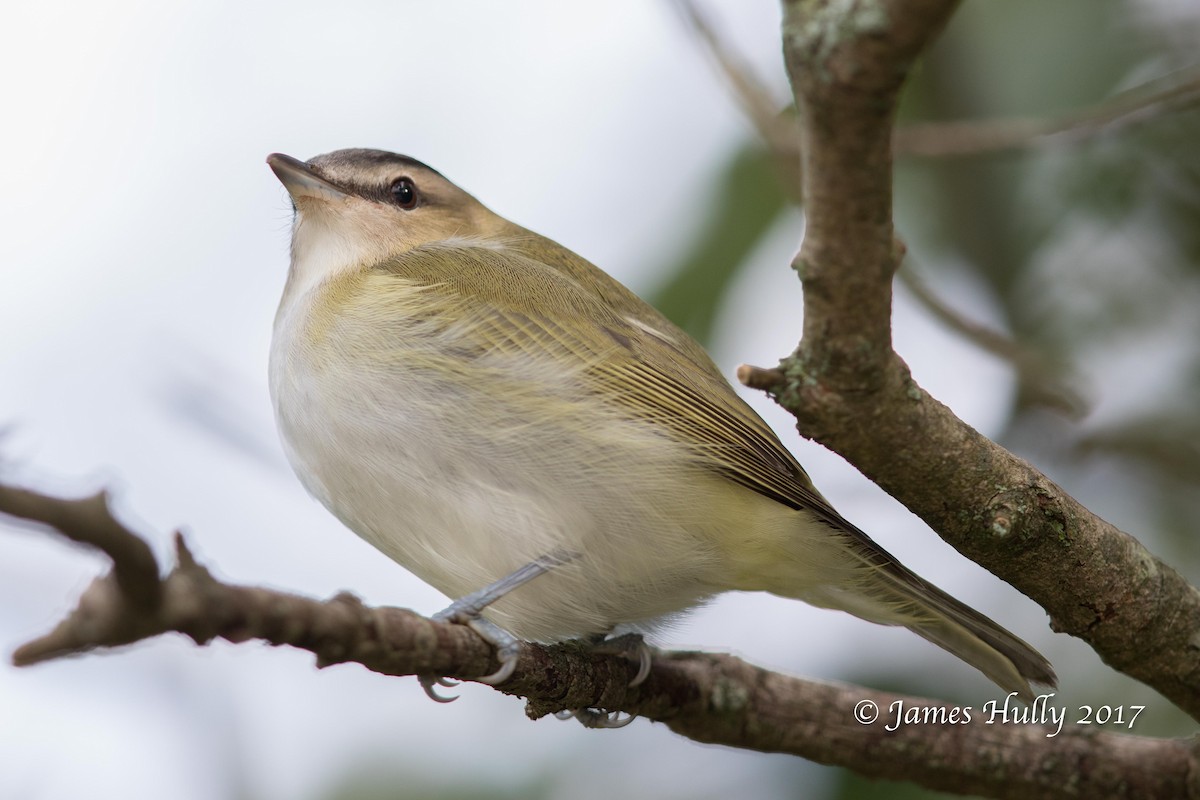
(796, 524), (1056, 700)
(874, 565), (1056, 699)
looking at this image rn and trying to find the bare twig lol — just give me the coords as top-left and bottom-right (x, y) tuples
(4, 478), (1199, 798)
(680, 0), (1135, 419)
(681, 1), (1200, 162)
(675, 0), (804, 205)
(674, 0), (805, 203)
(0, 485), (161, 608)
(896, 260), (1088, 417)
(895, 63), (1200, 157)
(675, 0), (795, 160)
(736, 363), (785, 391)
(1074, 418), (1200, 487)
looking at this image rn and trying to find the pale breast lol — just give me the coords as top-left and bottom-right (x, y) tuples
(269, 282), (731, 641)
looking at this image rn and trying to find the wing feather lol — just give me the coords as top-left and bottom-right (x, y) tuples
(373, 242), (853, 530)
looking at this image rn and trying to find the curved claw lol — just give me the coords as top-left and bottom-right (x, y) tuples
(476, 655), (518, 686)
(464, 617), (521, 686)
(573, 708), (637, 729)
(586, 632), (653, 688)
(600, 711), (637, 729)
(628, 643), (652, 688)
(553, 709), (579, 721)
(419, 676), (460, 703)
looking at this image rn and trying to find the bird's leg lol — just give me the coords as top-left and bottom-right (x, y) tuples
(434, 550), (576, 625)
(420, 550), (577, 702)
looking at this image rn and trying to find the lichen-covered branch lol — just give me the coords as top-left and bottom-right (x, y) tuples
(768, 0), (1200, 720)
(3, 480), (1198, 798)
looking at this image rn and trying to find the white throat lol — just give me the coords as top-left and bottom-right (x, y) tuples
(283, 213), (375, 305)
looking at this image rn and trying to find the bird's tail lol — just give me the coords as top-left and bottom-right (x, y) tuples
(788, 524), (1056, 700)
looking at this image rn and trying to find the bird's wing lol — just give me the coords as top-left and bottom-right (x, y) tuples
(370, 242), (852, 526)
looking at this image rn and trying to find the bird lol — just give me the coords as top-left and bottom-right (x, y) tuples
(266, 147), (1055, 707)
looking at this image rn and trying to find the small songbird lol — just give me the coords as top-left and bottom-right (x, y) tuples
(266, 148), (1055, 702)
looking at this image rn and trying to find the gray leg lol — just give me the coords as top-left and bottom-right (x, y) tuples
(420, 550), (577, 701)
(432, 550), (575, 626)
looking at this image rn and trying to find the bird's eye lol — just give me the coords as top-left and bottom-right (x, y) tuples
(390, 178), (418, 209)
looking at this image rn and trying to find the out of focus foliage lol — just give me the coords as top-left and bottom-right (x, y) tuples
(649, 143), (789, 346)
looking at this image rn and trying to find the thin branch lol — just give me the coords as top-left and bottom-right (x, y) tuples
(681, 0), (1200, 161)
(895, 63), (1200, 157)
(675, 0), (804, 209)
(896, 259), (1088, 417)
(3, 479), (1198, 798)
(675, 0), (797, 164)
(736, 363), (785, 392)
(1073, 419), (1200, 487)
(0, 484), (161, 608)
(772, 0), (1200, 722)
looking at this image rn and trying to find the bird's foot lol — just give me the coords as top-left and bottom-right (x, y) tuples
(416, 551), (577, 701)
(551, 631), (651, 728)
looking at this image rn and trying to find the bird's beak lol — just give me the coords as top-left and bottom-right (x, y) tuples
(267, 153), (349, 203)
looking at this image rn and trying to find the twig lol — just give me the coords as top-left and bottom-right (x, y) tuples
(675, 0), (803, 201)
(3, 477), (1198, 798)
(736, 363), (784, 391)
(896, 260), (1088, 417)
(675, 0), (795, 159)
(680, 1), (1200, 161)
(0, 485), (161, 608)
(1073, 419), (1200, 487)
(894, 64), (1200, 157)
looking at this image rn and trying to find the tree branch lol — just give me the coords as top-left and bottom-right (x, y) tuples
(768, 0), (1200, 721)
(4, 480), (1198, 798)
(0, 484), (161, 608)
(676, 0), (802, 197)
(783, 0), (952, 375)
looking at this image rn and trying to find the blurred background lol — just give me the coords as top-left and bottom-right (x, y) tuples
(2, 1), (1198, 798)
